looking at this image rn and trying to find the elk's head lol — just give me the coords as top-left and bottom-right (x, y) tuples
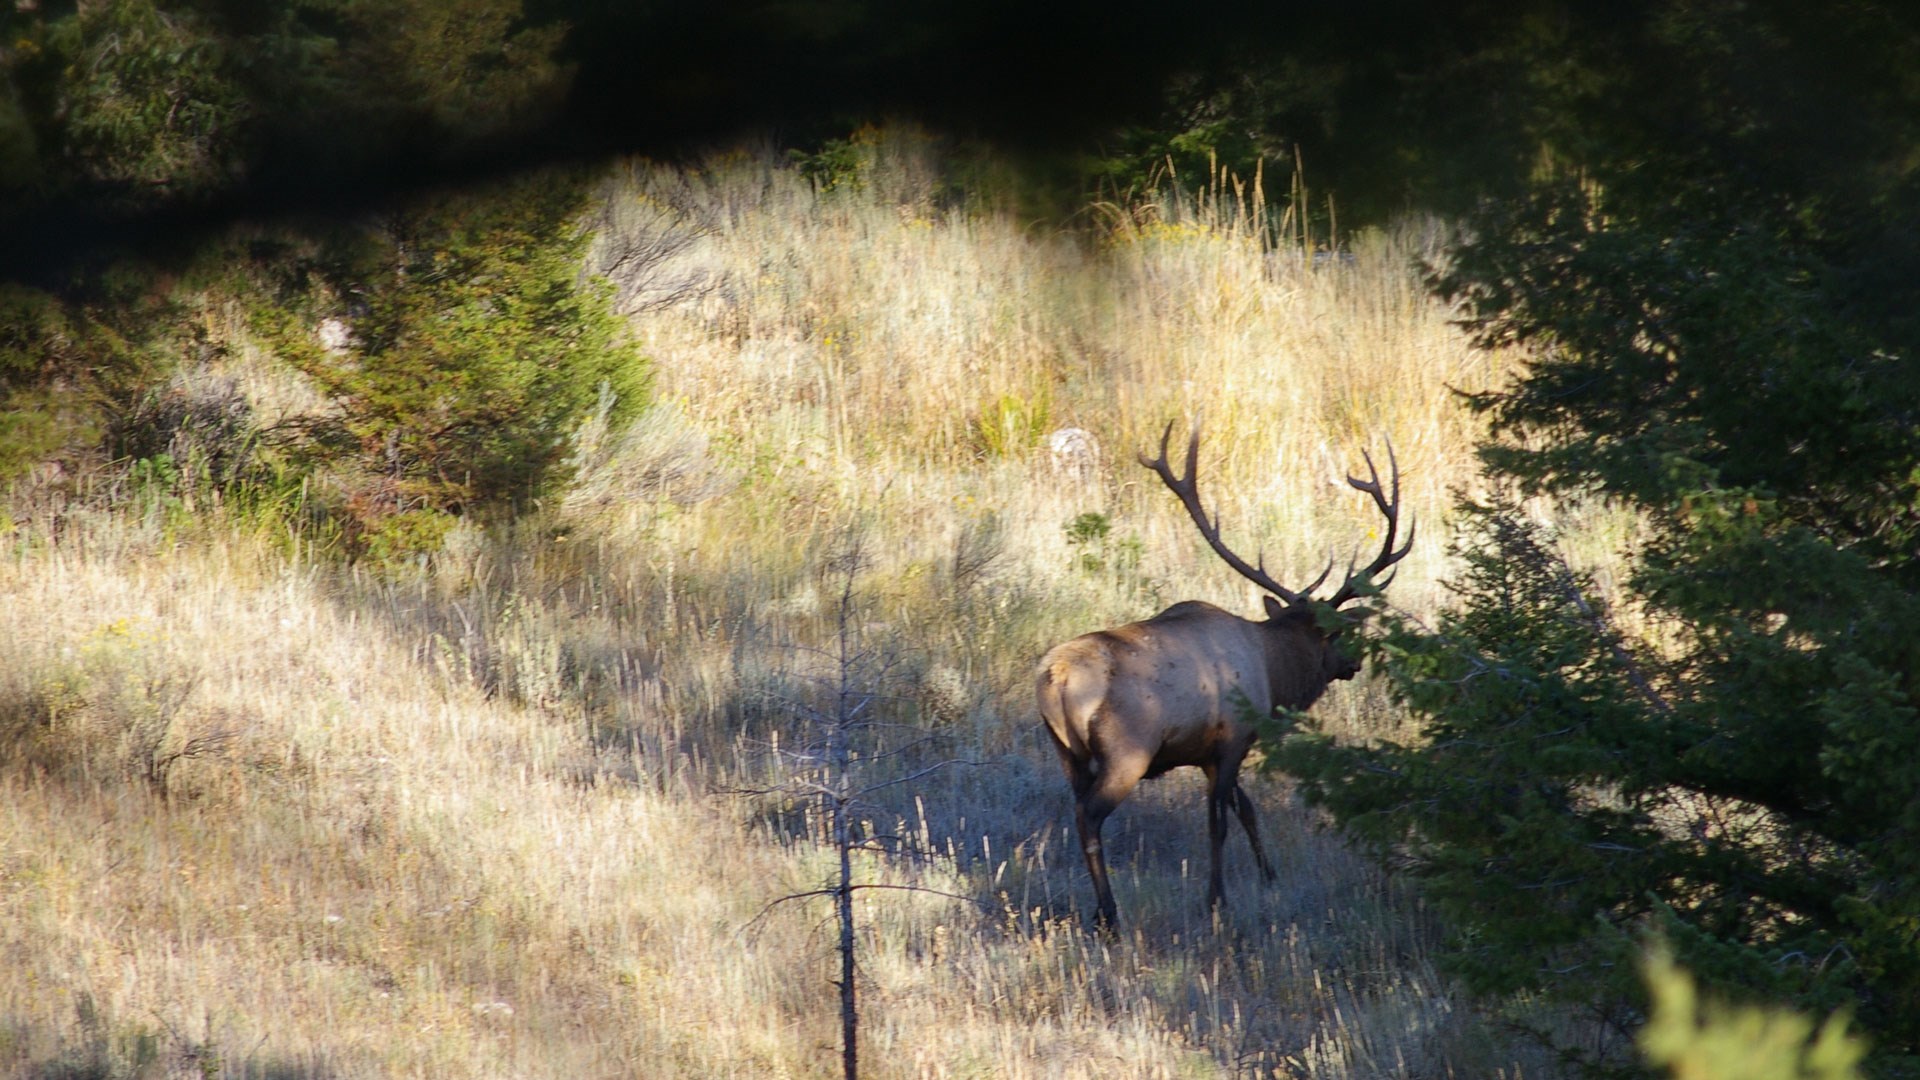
(1142, 423), (1413, 698)
(1257, 594), (1365, 680)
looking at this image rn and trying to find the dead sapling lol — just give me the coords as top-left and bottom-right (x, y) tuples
(733, 534), (982, 1080)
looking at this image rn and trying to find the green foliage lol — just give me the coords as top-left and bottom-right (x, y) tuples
(1061, 510), (1143, 580)
(970, 389), (1051, 460)
(1062, 510), (1110, 576)
(1281, 4), (1920, 1074)
(0, 280), (185, 484)
(258, 169), (650, 548)
(359, 507), (458, 569)
(1088, 68), (1322, 217)
(315, 0), (570, 141)
(790, 126), (880, 193)
(1282, 507), (1666, 1015)
(0, 0), (581, 533)
(0, 389), (68, 481)
(1288, 494), (1919, 1071)
(1063, 511), (1111, 547)
(11, 0), (249, 200)
(1641, 947), (1867, 1080)
(2, 0), (569, 212)
(128, 453), (187, 521)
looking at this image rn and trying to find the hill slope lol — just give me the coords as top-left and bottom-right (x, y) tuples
(0, 137), (1555, 1078)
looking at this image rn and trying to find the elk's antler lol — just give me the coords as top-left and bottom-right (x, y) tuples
(1140, 422), (1414, 610)
(1139, 422), (1330, 606)
(1326, 440), (1415, 608)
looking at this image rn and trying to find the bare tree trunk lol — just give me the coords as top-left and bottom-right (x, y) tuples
(830, 552), (860, 1080)
(743, 534), (971, 1080)
(834, 791), (858, 1080)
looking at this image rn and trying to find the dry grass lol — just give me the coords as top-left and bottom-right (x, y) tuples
(0, 132), (1564, 1078)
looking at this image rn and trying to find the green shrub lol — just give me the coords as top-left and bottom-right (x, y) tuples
(789, 125), (881, 192)
(359, 507), (458, 569)
(971, 389), (1051, 460)
(0, 273), (220, 504)
(20, 0), (247, 200)
(259, 169), (651, 552)
(0, 285), (150, 484)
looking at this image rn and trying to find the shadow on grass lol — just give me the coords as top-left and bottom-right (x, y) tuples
(305, 528), (1544, 1077)
(4, 1009), (344, 1080)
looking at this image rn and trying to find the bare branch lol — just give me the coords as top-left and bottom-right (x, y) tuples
(741, 889), (841, 938)
(843, 882), (990, 909)
(852, 759), (984, 797)
(1548, 559), (1673, 716)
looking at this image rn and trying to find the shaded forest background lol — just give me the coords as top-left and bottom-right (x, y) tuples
(3, 1), (1917, 1077)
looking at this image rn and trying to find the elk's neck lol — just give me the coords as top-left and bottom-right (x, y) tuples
(1262, 633), (1336, 712)
(1270, 673), (1333, 712)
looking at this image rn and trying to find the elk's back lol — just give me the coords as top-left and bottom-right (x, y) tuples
(1037, 602), (1271, 771)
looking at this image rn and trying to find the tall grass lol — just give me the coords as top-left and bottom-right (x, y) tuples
(0, 132), (1558, 1078)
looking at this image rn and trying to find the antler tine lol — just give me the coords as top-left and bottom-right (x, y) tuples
(1301, 552), (1335, 595)
(1329, 437), (1416, 609)
(1140, 421), (1312, 605)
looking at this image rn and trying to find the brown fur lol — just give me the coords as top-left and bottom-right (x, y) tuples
(1043, 424), (1408, 928)
(1037, 596), (1359, 928)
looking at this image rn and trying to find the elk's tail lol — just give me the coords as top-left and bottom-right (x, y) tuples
(1035, 654), (1100, 765)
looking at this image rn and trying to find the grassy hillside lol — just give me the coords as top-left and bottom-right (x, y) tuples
(1, 134), (1561, 1078)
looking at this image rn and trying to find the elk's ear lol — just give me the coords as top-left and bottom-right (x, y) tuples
(1262, 595), (1314, 625)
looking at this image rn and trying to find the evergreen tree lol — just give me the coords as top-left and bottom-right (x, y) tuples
(1280, 3), (1920, 1073)
(260, 169), (649, 549)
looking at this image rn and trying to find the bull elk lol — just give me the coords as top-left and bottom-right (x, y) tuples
(1036, 423), (1413, 928)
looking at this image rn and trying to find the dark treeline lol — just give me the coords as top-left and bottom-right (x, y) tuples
(7, 0), (1909, 277)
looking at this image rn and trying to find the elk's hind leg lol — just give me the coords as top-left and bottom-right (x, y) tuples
(1068, 749), (1150, 930)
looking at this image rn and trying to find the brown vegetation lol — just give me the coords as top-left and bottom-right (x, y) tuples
(0, 135), (1567, 1078)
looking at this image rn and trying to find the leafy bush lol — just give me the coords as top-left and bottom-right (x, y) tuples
(790, 126), (881, 193)
(0, 280), (181, 487)
(260, 169), (651, 549)
(3, 0), (568, 215)
(10, 0), (248, 200)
